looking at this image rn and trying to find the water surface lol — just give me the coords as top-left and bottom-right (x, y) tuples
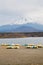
(0, 37), (43, 45)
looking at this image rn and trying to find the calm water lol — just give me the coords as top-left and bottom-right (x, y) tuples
(0, 37), (43, 45)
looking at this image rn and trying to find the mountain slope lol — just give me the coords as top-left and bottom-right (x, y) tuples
(0, 23), (43, 32)
(14, 25), (41, 32)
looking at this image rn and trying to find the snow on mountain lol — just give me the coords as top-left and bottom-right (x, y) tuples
(0, 23), (43, 32)
(0, 16), (43, 32)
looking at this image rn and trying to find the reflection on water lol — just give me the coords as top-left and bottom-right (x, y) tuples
(0, 37), (43, 45)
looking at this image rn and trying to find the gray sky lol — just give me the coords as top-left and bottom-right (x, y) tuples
(0, 0), (43, 25)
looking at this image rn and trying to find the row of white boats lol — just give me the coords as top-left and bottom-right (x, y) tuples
(1, 43), (43, 49)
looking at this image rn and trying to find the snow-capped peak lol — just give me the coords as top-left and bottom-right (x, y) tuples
(11, 16), (33, 25)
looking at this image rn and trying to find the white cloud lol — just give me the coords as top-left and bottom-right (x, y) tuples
(0, 0), (43, 25)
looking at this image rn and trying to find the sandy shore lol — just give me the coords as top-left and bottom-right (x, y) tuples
(0, 46), (43, 65)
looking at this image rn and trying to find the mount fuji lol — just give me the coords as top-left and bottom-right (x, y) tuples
(0, 23), (43, 32)
(0, 17), (43, 32)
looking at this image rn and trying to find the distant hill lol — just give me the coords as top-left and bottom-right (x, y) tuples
(14, 25), (39, 32)
(0, 23), (43, 32)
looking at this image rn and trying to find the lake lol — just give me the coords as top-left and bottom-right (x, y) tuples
(0, 37), (43, 45)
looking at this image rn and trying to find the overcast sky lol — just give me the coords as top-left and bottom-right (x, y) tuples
(0, 0), (43, 25)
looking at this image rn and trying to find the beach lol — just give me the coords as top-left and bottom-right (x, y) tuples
(0, 46), (43, 65)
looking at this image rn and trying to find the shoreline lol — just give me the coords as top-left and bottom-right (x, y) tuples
(0, 47), (43, 65)
(0, 32), (43, 38)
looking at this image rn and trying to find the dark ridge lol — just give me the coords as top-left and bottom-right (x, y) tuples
(0, 32), (43, 38)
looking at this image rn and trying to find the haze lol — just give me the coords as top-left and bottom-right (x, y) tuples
(0, 0), (43, 25)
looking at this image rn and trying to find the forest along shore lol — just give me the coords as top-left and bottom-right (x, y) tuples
(0, 32), (43, 38)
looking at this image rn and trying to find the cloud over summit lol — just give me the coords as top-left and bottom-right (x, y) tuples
(0, 0), (43, 25)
